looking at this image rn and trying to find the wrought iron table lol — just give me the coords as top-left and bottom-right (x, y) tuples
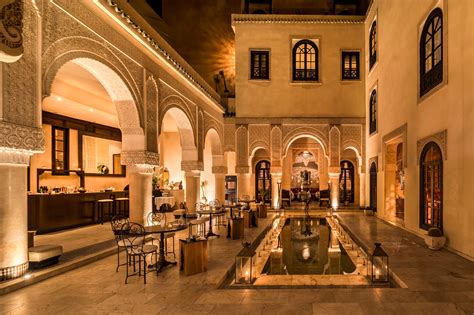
(196, 208), (226, 238)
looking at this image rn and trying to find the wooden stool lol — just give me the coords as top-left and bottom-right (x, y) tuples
(243, 210), (258, 228)
(114, 197), (129, 217)
(229, 217), (244, 240)
(179, 239), (208, 276)
(97, 199), (114, 224)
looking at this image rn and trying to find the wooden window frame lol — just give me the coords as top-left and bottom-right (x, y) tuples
(420, 8), (443, 97)
(369, 21), (377, 70)
(342, 51), (360, 80)
(369, 89), (377, 135)
(292, 39), (319, 82)
(52, 125), (70, 175)
(250, 50), (270, 80)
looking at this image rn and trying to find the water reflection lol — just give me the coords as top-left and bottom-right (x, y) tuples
(264, 216), (356, 275)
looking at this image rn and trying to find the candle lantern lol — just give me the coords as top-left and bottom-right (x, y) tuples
(235, 242), (256, 284)
(368, 242), (389, 284)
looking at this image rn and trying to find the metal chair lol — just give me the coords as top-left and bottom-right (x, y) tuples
(119, 222), (158, 284)
(110, 216), (130, 272)
(210, 199), (225, 227)
(147, 211), (176, 259)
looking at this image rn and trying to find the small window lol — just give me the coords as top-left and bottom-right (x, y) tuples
(420, 8), (443, 97)
(369, 21), (377, 69)
(250, 50), (269, 80)
(342, 51), (360, 80)
(292, 40), (318, 81)
(52, 126), (69, 174)
(369, 89), (377, 134)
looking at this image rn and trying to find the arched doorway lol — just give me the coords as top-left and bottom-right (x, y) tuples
(370, 162), (377, 210)
(255, 160), (271, 203)
(202, 128), (224, 202)
(339, 160), (354, 204)
(420, 142), (443, 230)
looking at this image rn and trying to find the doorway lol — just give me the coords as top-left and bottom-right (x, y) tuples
(339, 160), (355, 204)
(369, 162), (377, 210)
(255, 160), (271, 204)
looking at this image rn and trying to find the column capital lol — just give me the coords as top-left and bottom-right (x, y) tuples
(328, 166), (341, 176)
(122, 150), (159, 166)
(181, 160), (203, 172)
(212, 165), (227, 174)
(0, 122), (45, 165)
(235, 166), (249, 174)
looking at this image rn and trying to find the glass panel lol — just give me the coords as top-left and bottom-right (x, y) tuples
(55, 129), (64, 140)
(425, 39), (432, 56)
(425, 56), (432, 72)
(434, 47), (442, 65)
(434, 29), (441, 47)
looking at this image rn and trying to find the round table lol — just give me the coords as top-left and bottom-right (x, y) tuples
(144, 223), (188, 272)
(196, 209), (226, 238)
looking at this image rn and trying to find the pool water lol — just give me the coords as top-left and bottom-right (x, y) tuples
(262, 216), (356, 275)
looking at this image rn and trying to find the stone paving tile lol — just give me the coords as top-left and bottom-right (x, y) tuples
(1, 212), (474, 314)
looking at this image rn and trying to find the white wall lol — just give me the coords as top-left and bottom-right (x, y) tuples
(365, 0), (474, 259)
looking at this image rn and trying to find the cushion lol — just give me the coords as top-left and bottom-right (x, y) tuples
(29, 245), (63, 262)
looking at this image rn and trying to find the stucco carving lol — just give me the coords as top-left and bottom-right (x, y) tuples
(212, 165), (228, 174)
(368, 156), (378, 171)
(329, 126), (341, 167)
(0, 121), (44, 153)
(249, 124), (270, 155)
(121, 150), (159, 168)
(197, 110), (204, 163)
(236, 125), (249, 168)
(417, 129), (447, 164)
(204, 113), (224, 153)
(341, 125), (362, 156)
(2, 0), (38, 127)
(0, 0), (23, 62)
(145, 75), (158, 153)
(270, 125), (282, 166)
(281, 125), (329, 157)
(42, 38), (143, 120)
(159, 91), (196, 136)
(181, 160), (203, 172)
(223, 123), (236, 152)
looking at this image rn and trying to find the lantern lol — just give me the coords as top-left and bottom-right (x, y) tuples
(368, 242), (389, 284)
(235, 242), (256, 284)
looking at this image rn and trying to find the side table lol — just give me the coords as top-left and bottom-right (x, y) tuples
(179, 239), (208, 276)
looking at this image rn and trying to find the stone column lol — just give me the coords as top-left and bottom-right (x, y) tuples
(185, 170), (201, 212)
(359, 172), (366, 208)
(214, 172), (226, 203)
(122, 151), (159, 224)
(0, 163), (29, 280)
(328, 170), (341, 210)
(271, 169), (282, 209)
(128, 166), (153, 224)
(236, 166), (250, 199)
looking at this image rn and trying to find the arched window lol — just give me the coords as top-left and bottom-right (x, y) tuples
(369, 162), (377, 210)
(369, 21), (377, 69)
(420, 8), (443, 97)
(420, 142), (443, 230)
(369, 89), (377, 134)
(292, 40), (318, 81)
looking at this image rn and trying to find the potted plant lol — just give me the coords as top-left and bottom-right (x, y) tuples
(424, 227), (446, 250)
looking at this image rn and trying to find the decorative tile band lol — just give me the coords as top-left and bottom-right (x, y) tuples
(0, 261), (28, 281)
(232, 14), (365, 25)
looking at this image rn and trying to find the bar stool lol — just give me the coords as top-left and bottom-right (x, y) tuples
(114, 196), (129, 217)
(98, 197), (114, 224)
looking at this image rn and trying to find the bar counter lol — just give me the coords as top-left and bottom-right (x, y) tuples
(28, 191), (128, 234)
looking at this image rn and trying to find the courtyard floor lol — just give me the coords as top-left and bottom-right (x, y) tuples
(1, 211), (473, 314)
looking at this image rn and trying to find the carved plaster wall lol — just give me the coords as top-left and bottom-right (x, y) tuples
(271, 125), (282, 166)
(249, 124), (270, 155)
(0, 0), (24, 63)
(235, 125), (249, 173)
(281, 125), (329, 157)
(223, 123), (236, 152)
(145, 75), (158, 153)
(417, 129), (448, 164)
(329, 126), (341, 168)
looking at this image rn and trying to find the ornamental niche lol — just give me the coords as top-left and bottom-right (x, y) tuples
(0, 0), (23, 63)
